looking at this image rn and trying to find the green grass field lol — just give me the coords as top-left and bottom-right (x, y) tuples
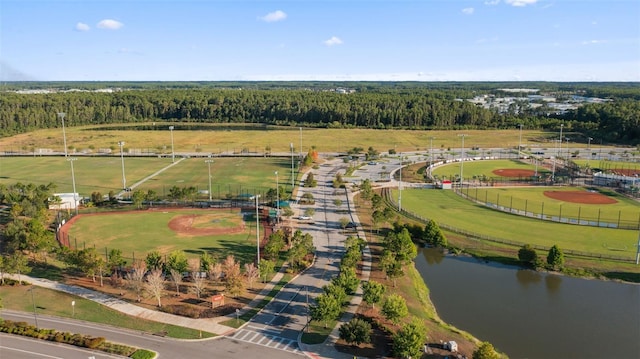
(431, 159), (550, 180)
(0, 156), (295, 198)
(392, 188), (638, 258)
(459, 186), (640, 228)
(66, 209), (258, 263)
(0, 285), (214, 339)
(0, 124), (556, 155)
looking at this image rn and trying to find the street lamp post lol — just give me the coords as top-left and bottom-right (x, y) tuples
(29, 286), (38, 328)
(398, 153), (402, 212)
(275, 171), (279, 224)
(559, 124), (564, 159)
(71, 300), (76, 317)
(118, 141), (126, 190)
(68, 157), (78, 216)
(587, 137), (593, 166)
(205, 159), (214, 201)
(169, 126), (175, 163)
(458, 134), (467, 188)
(290, 143), (295, 191)
(57, 112), (68, 157)
(254, 195), (261, 266)
(518, 124), (523, 158)
(429, 137), (435, 178)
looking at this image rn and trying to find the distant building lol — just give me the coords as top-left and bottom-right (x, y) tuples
(49, 193), (80, 210)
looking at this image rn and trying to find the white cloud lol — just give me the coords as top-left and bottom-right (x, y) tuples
(505, 0), (538, 6)
(75, 22), (90, 31)
(260, 10), (287, 23)
(581, 39), (605, 45)
(484, 0), (500, 5)
(323, 36), (343, 46)
(462, 7), (475, 15)
(97, 19), (124, 30)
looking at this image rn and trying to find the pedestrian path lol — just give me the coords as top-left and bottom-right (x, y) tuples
(230, 325), (305, 356)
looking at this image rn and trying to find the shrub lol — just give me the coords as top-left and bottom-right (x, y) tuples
(130, 349), (157, 359)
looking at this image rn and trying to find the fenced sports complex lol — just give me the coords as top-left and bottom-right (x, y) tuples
(392, 159), (640, 263)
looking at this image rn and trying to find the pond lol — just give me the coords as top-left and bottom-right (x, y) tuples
(416, 248), (640, 359)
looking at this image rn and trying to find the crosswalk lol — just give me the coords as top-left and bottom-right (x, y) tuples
(228, 326), (305, 356)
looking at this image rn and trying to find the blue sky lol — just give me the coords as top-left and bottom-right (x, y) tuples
(2, 0), (639, 81)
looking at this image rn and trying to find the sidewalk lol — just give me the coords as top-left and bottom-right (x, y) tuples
(6, 269), (287, 337)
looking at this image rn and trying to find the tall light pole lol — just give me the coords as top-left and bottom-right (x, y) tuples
(398, 153), (402, 211)
(205, 159), (214, 201)
(29, 286), (38, 328)
(518, 124), (523, 158)
(458, 134), (467, 188)
(57, 112), (68, 157)
(559, 124), (564, 159)
(68, 157), (78, 216)
(275, 171), (279, 224)
(587, 137), (593, 166)
(169, 126), (175, 163)
(254, 194), (261, 266)
(566, 137), (571, 160)
(429, 137), (435, 178)
(290, 143), (295, 191)
(118, 141), (126, 190)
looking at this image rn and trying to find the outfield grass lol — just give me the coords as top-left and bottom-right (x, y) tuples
(432, 159), (550, 180)
(0, 156), (295, 198)
(0, 284), (214, 339)
(392, 188), (638, 258)
(460, 186), (640, 228)
(573, 159), (640, 172)
(66, 209), (258, 263)
(0, 125), (557, 155)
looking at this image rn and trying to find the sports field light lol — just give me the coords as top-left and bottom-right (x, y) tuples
(251, 195), (261, 266)
(68, 157), (78, 216)
(169, 126), (175, 163)
(205, 159), (214, 201)
(58, 112), (68, 157)
(458, 134), (468, 188)
(275, 171), (279, 225)
(118, 141), (126, 190)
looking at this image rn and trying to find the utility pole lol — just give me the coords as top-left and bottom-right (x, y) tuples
(290, 143), (295, 191)
(169, 126), (175, 163)
(205, 159), (214, 201)
(458, 134), (467, 189)
(118, 141), (126, 190)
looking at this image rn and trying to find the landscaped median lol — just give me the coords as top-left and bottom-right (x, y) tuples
(0, 319), (156, 359)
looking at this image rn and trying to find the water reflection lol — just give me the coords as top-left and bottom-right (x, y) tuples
(515, 269), (542, 287)
(416, 248), (640, 359)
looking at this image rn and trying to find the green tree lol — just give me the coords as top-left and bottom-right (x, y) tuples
(107, 249), (126, 272)
(384, 228), (417, 264)
(547, 244), (565, 270)
(304, 172), (317, 187)
(304, 208), (315, 218)
(258, 259), (275, 283)
(473, 341), (501, 359)
(371, 194), (383, 211)
(382, 293), (409, 324)
(131, 189), (146, 209)
(222, 255), (244, 297)
(264, 232), (286, 260)
(362, 280), (386, 309)
(359, 179), (373, 201)
(333, 198), (342, 207)
(339, 318), (372, 347)
(323, 282), (347, 306)
(145, 250), (163, 271)
(392, 318), (428, 359)
(166, 250), (188, 273)
(518, 244), (540, 268)
(310, 293), (341, 328)
(424, 219), (447, 247)
(333, 267), (359, 295)
(339, 217), (350, 231)
(6, 252), (31, 283)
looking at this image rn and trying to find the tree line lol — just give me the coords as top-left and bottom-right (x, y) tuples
(1, 84), (639, 143)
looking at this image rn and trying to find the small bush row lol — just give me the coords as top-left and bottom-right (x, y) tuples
(0, 320), (148, 357)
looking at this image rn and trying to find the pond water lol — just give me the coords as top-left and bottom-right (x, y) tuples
(415, 248), (640, 359)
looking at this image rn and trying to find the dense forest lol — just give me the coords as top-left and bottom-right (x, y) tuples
(1, 82), (639, 144)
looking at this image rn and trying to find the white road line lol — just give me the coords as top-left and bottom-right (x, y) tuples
(248, 332), (260, 342)
(0, 346), (64, 359)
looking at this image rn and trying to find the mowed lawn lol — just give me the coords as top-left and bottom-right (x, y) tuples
(431, 159), (549, 180)
(392, 188), (639, 257)
(66, 209), (257, 263)
(138, 157), (295, 198)
(460, 186), (640, 227)
(0, 156), (295, 199)
(0, 125), (554, 155)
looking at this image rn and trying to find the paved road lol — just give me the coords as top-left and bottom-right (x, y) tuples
(1, 333), (121, 359)
(227, 158), (371, 359)
(0, 310), (305, 359)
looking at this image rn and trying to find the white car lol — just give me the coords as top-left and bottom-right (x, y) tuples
(298, 215), (312, 220)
